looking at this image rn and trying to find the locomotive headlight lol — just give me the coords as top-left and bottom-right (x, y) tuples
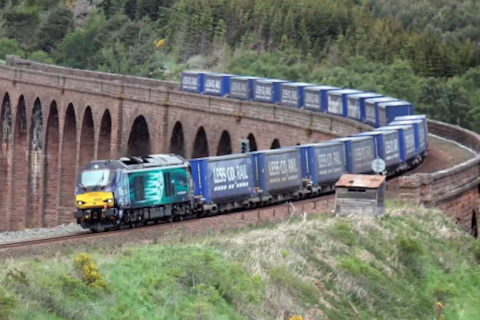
(104, 199), (113, 203)
(77, 201), (84, 205)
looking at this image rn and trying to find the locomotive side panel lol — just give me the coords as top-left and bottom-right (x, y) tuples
(128, 167), (190, 208)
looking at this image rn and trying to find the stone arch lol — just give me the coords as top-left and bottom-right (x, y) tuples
(79, 106), (94, 168)
(0, 93), (12, 231)
(59, 103), (77, 225)
(98, 109), (111, 160)
(128, 115), (151, 156)
(27, 98), (43, 228)
(472, 209), (478, 238)
(217, 130), (232, 156)
(169, 121), (185, 158)
(247, 133), (258, 152)
(10, 96), (28, 230)
(44, 101), (59, 227)
(192, 126), (209, 158)
(271, 138), (281, 149)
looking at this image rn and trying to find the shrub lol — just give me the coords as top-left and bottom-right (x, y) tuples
(470, 239), (480, 263)
(0, 289), (16, 319)
(73, 253), (107, 289)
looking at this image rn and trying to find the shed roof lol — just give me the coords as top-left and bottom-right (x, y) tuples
(335, 174), (386, 189)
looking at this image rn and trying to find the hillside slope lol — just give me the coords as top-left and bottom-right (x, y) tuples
(2, 203), (480, 320)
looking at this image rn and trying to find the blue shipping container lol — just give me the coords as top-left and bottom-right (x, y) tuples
(334, 136), (375, 174)
(394, 115), (429, 147)
(327, 89), (363, 117)
(355, 131), (401, 168)
(376, 125), (416, 161)
(347, 92), (383, 122)
(378, 101), (413, 126)
(189, 154), (255, 203)
(298, 142), (346, 187)
(203, 73), (234, 97)
(364, 97), (398, 127)
(303, 86), (341, 112)
(230, 76), (264, 101)
(253, 79), (290, 104)
(251, 148), (302, 193)
(389, 120), (426, 154)
(180, 71), (205, 93)
(280, 83), (316, 108)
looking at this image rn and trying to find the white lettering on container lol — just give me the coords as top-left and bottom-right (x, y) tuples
(212, 164), (250, 191)
(328, 95), (342, 114)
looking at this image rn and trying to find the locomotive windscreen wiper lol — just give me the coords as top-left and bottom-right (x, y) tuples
(92, 172), (106, 191)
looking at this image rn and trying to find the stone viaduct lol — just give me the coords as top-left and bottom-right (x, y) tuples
(0, 56), (479, 237)
(0, 56), (373, 231)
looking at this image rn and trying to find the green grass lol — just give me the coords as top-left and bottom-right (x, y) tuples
(2, 202), (480, 319)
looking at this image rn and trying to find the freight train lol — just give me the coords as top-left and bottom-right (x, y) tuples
(73, 72), (427, 232)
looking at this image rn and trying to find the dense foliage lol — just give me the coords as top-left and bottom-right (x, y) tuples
(2, 203), (480, 319)
(1, 0), (480, 130)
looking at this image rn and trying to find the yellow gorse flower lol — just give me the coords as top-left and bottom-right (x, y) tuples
(288, 316), (304, 320)
(155, 39), (166, 48)
(74, 253), (107, 289)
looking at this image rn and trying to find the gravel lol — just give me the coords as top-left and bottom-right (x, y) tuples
(0, 223), (90, 245)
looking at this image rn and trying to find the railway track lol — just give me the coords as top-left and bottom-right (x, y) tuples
(0, 164), (415, 253)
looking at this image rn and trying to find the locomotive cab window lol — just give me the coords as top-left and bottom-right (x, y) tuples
(79, 169), (112, 188)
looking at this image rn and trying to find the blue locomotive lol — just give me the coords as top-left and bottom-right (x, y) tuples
(72, 73), (427, 232)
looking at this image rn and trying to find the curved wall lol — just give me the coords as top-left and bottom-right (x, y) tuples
(395, 120), (480, 234)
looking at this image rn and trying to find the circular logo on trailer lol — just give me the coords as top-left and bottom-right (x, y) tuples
(157, 172), (165, 199)
(371, 158), (386, 174)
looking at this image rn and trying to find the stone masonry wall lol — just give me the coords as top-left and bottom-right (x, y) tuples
(397, 119), (480, 235)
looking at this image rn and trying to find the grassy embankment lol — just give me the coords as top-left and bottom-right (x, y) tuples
(2, 202), (480, 320)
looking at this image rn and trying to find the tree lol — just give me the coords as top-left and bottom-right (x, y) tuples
(124, 0), (137, 20)
(28, 51), (54, 64)
(383, 59), (422, 103)
(0, 5), (40, 51)
(53, 12), (106, 69)
(0, 38), (25, 59)
(36, 5), (74, 52)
